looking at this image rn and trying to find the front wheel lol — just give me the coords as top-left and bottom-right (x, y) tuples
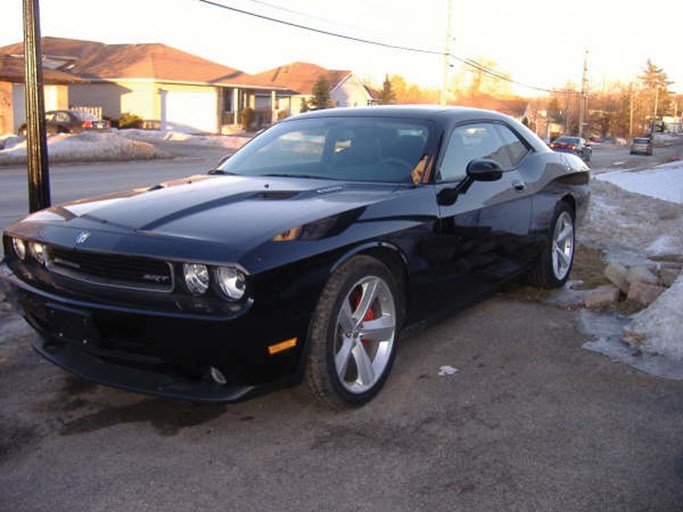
(529, 202), (575, 288)
(305, 255), (402, 408)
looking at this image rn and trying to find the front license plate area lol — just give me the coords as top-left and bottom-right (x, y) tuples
(46, 303), (101, 347)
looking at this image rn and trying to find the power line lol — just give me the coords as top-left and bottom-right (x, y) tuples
(198, 0), (578, 95)
(197, 0), (443, 56)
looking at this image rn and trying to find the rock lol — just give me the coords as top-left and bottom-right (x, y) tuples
(627, 282), (665, 306)
(0, 290), (6, 302)
(604, 263), (630, 293)
(659, 261), (683, 270)
(660, 268), (681, 287)
(585, 285), (621, 308)
(626, 266), (658, 286)
(0, 302), (13, 313)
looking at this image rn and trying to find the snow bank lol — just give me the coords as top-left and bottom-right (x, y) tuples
(581, 160), (683, 376)
(116, 129), (250, 149)
(623, 276), (683, 361)
(595, 160), (683, 204)
(0, 131), (170, 164)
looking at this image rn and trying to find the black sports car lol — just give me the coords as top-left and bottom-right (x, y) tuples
(0, 106), (590, 408)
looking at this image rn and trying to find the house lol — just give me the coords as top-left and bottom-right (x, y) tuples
(0, 54), (86, 134)
(452, 93), (532, 122)
(0, 37), (288, 134)
(249, 62), (374, 115)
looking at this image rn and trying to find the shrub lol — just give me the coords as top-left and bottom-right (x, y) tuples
(241, 107), (255, 131)
(118, 112), (143, 129)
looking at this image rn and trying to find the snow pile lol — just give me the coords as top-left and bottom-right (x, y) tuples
(581, 179), (683, 259)
(623, 276), (683, 361)
(581, 160), (683, 377)
(116, 129), (250, 149)
(0, 131), (170, 164)
(595, 160), (683, 204)
(655, 133), (682, 144)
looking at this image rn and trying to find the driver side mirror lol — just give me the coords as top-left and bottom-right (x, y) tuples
(466, 159), (503, 182)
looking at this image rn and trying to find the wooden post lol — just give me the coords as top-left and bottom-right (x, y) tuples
(23, 0), (50, 212)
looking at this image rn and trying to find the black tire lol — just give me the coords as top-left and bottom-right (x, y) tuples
(305, 255), (402, 408)
(528, 202), (575, 289)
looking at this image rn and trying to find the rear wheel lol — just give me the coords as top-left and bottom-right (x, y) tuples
(305, 255), (401, 408)
(529, 202), (575, 288)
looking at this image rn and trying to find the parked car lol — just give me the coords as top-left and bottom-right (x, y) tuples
(630, 136), (654, 156)
(0, 106), (590, 408)
(17, 109), (110, 136)
(549, 135), (592, 162)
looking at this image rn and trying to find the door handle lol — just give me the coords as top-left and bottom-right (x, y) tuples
(512, 179), (526, 192)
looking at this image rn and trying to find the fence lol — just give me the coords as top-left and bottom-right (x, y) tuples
(69, 105), (103, 119)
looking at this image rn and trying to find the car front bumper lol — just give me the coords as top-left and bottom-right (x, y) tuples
(1, 263), (311, 403)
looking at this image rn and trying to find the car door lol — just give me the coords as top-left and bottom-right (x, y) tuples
(428, 121), (535, 305)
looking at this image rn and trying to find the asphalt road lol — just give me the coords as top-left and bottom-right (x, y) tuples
(0, 142), (229, 232)
(1, 137), (683, 511)
(2, 299), (682, 512)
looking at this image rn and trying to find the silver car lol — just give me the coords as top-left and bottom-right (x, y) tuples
(630, 137), (653, 156)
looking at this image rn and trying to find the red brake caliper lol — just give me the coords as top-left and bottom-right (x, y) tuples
(352, 292), (376, 345)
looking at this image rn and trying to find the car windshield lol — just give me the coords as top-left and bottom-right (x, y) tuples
(633, 138), (649, 143)
(556, 137), (579, 144)
(218, 117), (432, 183)
(71, 110), (98, 121)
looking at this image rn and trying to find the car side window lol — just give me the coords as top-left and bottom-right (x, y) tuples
(495, 124), (530, 167)
(438, 122), (513, 182)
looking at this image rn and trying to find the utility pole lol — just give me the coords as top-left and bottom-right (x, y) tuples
(628, 84), (634, 139)
(578, 49), (588, 138)
(23, 0), (50, 212)
(652, 86), (659, 134)
(440, 0), (452, 106)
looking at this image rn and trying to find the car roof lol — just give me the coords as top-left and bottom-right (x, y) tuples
(284, 105), (549, 152)
(290, 105), (510, 123)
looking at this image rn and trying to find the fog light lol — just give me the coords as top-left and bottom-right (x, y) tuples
(183, 263), (209, 295)
(12, 238), (26, 260)
(29, 242), (46, 265)
(209, 366), (227, 385)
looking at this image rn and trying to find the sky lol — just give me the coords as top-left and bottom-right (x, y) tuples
(1, 0), (682, 96)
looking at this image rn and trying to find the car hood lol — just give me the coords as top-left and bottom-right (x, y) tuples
(12, 174), (427, 271)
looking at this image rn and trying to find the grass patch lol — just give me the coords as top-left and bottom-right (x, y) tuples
(569, 245), (611, 290)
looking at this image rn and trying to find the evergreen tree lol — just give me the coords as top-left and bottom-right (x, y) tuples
(380, 75), (396, 105)
(639, 59), (673, 118)
(311, 76), (332, 110)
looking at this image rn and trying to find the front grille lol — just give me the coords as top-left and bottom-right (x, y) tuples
(47, 246), (174, 293)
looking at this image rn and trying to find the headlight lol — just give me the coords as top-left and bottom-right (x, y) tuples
(183, 263), (210, 295)
(29, 242), (46, 265)
(214, 266), (246, 301)
(11, 238), (26, 260)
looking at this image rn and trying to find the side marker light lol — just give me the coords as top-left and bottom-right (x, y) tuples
(268, 338), (298, 355)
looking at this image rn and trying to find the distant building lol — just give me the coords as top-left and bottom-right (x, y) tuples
(0, 37), (287, 134)
(249, 62), (374, 116)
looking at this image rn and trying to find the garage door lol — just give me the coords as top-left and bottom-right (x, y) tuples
(164, 90), (217, 133)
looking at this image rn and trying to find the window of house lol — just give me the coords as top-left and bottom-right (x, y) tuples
(223, 88), (234, 113)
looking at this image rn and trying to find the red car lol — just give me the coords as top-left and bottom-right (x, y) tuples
(17, 110), (110, 136)
(549, 136), (592, 162)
